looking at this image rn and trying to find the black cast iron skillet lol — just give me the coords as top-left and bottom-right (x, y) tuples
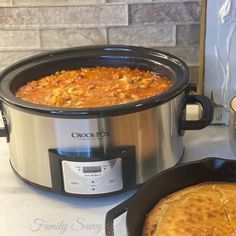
(105, 157), (236, 236)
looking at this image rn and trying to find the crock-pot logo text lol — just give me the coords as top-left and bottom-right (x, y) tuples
(71, 129), (110, 140)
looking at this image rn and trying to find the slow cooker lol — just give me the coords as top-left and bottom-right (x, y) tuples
(0, 45), (213, 197)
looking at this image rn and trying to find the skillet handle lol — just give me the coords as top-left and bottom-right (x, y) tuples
(105, 197), (132, 236)
(180, 95), (213, 130)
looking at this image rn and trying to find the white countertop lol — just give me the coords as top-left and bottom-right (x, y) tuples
(0, 125), (235, 236)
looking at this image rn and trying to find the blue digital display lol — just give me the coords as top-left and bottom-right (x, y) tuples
(83, 166), (102, 173)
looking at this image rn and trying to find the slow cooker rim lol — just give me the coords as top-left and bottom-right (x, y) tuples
(0, 45), (189, 118)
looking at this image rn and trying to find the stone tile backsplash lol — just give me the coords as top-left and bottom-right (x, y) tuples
(108, 25), (176, 47)
(0, 0), (201, 83)
(40, 28), (106, 49)
(0, 29), (40, 49)
(12, 0), (106, 5)
(129, 2), (201, 25)
(0, 5), (128, 28)
(176, 24), (200, 46)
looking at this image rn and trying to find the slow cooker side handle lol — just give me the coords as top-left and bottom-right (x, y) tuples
(180, 95), (214, 130)
(0, 103), (9, 142)
(105, 197), (132, 236)
(0, 127), (7, 138)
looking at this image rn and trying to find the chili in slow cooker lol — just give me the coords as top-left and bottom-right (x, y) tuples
(15, 67), (172, 108)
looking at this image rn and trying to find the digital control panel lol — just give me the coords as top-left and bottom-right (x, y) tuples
(61, 158), (123, 194)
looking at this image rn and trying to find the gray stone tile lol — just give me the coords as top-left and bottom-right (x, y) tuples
(0, 50), (45, 70)
(152, 0), (201, 2)
(13, 0), (105, 5)
(0, 5), (128, 28)
(0, 0), (12, 5)
(130, 2), (201, 25)
(107, 0), (151, 3)
(176, 24), (200, 46)
(108, 25), (175, 47)
(40, 28), (106, 49)
(188, 66), (199, 84)
(156, 46), (199, 66)
(0, 30), (40, 49)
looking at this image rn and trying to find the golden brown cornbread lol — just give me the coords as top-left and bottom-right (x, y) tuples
(143, 182), (236, 236)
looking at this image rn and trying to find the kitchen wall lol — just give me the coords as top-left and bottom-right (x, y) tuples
(0, 0), (201, 84)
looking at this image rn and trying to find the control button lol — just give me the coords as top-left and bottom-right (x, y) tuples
(74, 166), (82, 172)
(102, 165), (111, 173)
(68, 180), (81, 187)
(87, 179), (98, 185)
(94, 173), (101, 177)
(106, 179), (115, 185)
(88, 186), (98, 193)
(84, 174), (93, 177)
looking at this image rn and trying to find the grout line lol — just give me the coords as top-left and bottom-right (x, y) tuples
(105, 27), (109, 45)
(38, 28), (42, 50)
(173, 24), (177, 46)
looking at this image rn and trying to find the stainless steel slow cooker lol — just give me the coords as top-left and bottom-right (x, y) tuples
(0, 46), (213, 197)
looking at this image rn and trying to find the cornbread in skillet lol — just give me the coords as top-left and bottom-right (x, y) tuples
(15, 67), (172, 108)
(143, 182), (236, 236)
